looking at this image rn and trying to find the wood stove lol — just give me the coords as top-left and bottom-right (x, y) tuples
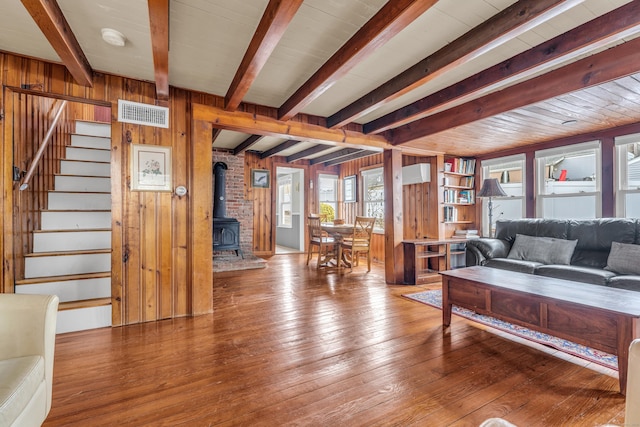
(213, 162), (243, 258)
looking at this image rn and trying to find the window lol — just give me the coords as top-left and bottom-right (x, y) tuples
(362, 167), (384, 231)
(278, 174), (292, 227)
(535, 141), (601, 219)
(318, 174), (338, 222)
(481, 154), (525, 236)
(615, 133), (640, 218)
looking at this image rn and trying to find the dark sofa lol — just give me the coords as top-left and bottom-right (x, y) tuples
(465, 218), (640, 291)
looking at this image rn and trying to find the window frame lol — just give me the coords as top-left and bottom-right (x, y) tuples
(480, 154), (526, 236)
(318, 173), (338, 222)
(615, 133), (640, 218)
(535, 140), (602, 219)
(361, 167), (384, 232)
(277, 173), (292, 228)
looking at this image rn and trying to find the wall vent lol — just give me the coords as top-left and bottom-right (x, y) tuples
(117, 100), (169, 128)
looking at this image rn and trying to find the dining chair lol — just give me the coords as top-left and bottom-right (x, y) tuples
(307, 216), (335, 268)
(338, 216), (375, 272)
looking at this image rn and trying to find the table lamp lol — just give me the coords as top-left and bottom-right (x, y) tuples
(477, 178), (507, 237)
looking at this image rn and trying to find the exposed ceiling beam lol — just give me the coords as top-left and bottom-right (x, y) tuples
(148, 0), (170, 100)
(324, 150), (377, 166)
(277, 0), (438, 121)
(225, 0), (304, 110)
(286, 144), (331, 162)
(21, 0), (93, 86)
(390, 36), (640, 145)
(365, 0), (640, 134)
(310, 148), (364, 165)
(259, 139), (302, 158)
(193, 103), (390, 150)
(327, 0), (584, 128)
(233, 135), (264, 155)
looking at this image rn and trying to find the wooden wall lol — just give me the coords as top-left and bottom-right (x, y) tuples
(9, 95), (74, 282)
(0, 53), (213, 324)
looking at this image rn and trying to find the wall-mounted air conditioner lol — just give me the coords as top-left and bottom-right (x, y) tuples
(402, 163), (431, 185)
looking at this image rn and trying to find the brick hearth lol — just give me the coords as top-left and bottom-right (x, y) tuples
(212, 151), (256, 269)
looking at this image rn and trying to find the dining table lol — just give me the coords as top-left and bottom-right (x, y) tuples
(320, 223), (354, 268)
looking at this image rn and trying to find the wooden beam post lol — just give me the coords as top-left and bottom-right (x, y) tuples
(383, 148), (404, 284)
(191, 118), (213, 315)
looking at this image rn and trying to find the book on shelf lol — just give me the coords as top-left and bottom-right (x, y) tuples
(453, 229), (479, 239)
(443, 205), (458, 222)
(446, 157), (476, 175)
(443, 189), (475, 204)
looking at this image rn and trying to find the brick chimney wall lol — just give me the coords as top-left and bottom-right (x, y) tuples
(212, 152), (253, 255)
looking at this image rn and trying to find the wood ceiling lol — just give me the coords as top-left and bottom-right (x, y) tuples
(4, 0), (640, 161)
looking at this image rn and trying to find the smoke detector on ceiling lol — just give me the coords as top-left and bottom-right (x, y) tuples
(101, 28), (126, 47)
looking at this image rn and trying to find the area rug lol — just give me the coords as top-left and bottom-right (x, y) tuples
(404, 289), (618, 370)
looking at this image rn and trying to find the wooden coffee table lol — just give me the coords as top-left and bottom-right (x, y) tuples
(440, 266), (640, 394)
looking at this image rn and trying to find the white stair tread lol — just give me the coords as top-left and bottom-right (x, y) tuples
(66, 147), (111, 162)
(60, 160), (110, 177)
(75, 121), (111, 138)
(41, 211), (111, 230)
(54, 175), (110, 192)
(56, 304), (112, 334)
(71, 134), (111, 150)
(16, 276), (111, 302)
(33, 230), (111, 252)
(25, 251), (111, 278)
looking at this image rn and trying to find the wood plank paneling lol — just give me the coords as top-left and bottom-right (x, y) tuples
(0, 52), (213, 324)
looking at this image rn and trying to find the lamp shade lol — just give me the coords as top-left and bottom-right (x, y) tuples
(477, 178), (507, 198)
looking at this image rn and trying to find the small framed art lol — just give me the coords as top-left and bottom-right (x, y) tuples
(131, 144), (172, 192)
(252, 169), (270, 188)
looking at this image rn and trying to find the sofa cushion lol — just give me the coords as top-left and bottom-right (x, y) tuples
(534, 265), (616, 286)
(495, 219), (569, 243)
(569, 218), (638, 268)
(485, 258), (543, 274)
(507, 234), (577, 265)
(605, 242), (640, 275)
(0, 355), (45, 426)
(607, 275), (640, 291)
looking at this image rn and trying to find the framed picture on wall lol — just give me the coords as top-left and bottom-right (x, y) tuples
(344, 175), (357, 203)
(131, 144), (172, 192)
(252, 169), (270, 188)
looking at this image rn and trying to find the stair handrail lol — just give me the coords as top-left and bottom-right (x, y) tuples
(20, 100), (68, 191)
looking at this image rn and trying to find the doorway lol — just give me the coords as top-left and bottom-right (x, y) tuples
(275, 166), (305, 254)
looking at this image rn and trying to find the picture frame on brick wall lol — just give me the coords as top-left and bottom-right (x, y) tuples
(251, 169), (270, 188)
(131, 144), (172, 192)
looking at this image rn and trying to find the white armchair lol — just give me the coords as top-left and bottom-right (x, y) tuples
(0, 294), (59, 427)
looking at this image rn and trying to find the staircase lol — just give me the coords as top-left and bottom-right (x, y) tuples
(16, 121), (112, 334)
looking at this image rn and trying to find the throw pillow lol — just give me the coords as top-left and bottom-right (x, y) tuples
(606, 241), (640, 275)
(507, 234), (577, 265)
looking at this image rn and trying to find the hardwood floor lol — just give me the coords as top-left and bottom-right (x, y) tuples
(45, 255), (625, 426)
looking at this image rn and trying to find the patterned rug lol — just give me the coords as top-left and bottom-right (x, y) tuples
(403, 289), (618, 370)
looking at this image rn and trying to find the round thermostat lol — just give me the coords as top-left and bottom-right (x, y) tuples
(175, 186), (187, 196)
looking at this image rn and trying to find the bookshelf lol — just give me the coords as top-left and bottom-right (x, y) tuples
(441, 157), (477, 235)
(403, 238), (469, 284)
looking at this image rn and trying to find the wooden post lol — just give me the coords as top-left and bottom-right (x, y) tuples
(383, 148), (404, 284)
(191, 119), (214, 315)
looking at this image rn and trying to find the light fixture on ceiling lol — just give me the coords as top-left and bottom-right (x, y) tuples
(101, 28), (127, 47)
(562, 119), (578, 126)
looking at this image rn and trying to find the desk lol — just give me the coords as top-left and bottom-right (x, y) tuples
(320, 224), (354, 267)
